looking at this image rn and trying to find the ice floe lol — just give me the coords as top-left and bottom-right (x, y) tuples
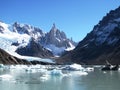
(0, 74), (13, 81)
(85, 67), (94, 72)
(40, 74), (50, 81)
(49, 69), (63, 76)
(71, 71), (88, 76)
(62, 63), (85, 71)
(0, 64), (91, 80)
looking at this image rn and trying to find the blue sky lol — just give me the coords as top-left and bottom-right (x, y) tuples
(0, 0), (120, 42)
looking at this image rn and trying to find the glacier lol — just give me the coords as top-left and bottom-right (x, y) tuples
(0, 21), (55, 64)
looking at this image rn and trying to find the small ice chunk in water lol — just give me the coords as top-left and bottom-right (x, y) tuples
(0, 74), (13, 81)
(71, 71), (88, 76)
(40, 74), (49, 81)
(78, 71), (88, 75)
(50, 69), (63, 76)
(0, 64), (4, 68)
(85, 67), (94, 72)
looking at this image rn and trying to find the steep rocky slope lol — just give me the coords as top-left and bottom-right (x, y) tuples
(16, 38), (54, 58)
(0, 48), (30, 65)
(58, 6), (120, 65)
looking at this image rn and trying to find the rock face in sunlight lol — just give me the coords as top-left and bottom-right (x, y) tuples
(59, 6), (120, 64)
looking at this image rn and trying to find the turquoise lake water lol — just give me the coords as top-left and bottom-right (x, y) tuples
(0, 66), (120, 90)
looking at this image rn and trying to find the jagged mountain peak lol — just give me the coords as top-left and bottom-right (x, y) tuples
(38, 23), (76, 55)
(45, 24), (75, 47)
(51, 23), (57, 31)
(13, 22), (45, 40)
(49, 23), (67, 40)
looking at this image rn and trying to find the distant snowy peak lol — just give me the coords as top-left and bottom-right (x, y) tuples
(50, 23), (67, 40)
(44, 23), (76, 47)
(0, 21), (31, 49)
(50, 23), (66, 39)
(0, 21), (11, 33)
(46, 24), (66, 43)
(13, 22), (45, 39)
(40, 23), (76, 55)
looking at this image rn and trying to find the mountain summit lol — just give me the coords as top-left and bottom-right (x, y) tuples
(40, 23), (76, 55)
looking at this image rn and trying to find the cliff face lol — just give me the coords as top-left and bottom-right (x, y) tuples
(59, 6), (120, 65)
(16, 38), (54, 58)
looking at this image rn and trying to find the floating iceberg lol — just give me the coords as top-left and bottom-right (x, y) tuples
(49, 69), (63, 76)
(63, 63), (85, 71)
(71, 71), (88, 76)
(10, 65), (28, 69)
(0, 74), (13, 81)
(25, 65), (48, 73)
(0, 64), (4, 68)
(0, 64), (5, 71)
(85, 67), (94, 72)
(40, 74), (49, 81)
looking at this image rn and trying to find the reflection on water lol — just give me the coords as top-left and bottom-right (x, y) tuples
(0, 66), (120, 90)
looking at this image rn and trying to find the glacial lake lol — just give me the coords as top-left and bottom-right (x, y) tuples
(0, 65), (120, 90)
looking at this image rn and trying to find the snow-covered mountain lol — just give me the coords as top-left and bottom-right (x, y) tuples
(0, 21), (30, 54)
(39, 23), (76, 55)
(12, 22), (76, 56)
(16, 38), (54, 58)
(0, 21), (55, 64)
(13, 22), (45, 40)
(59, 6), (120, 65)
(0, 21), (76, 64)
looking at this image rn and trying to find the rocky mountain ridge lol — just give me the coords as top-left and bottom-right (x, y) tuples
(58, 6), (120, 65)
